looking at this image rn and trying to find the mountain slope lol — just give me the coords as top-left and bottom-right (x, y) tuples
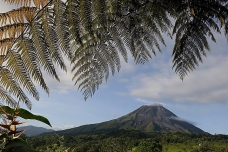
(45, 104), (204, 136)
(18, 125), (53, 136)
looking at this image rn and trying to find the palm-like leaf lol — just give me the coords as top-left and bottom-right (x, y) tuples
(172, 0), (228, 80)
(15, 37), (49, 94)
(5, 51), (39, 100)
(53, 0), (72, 60)
(0, 68), (32, 109)
(0, 86), (17, 107)
(29, 21), (60, 81)
(0, 0), (228, 102)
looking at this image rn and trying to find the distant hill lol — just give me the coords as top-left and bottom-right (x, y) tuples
(43, 104), (204, 136)
(18, 125), (53, 136)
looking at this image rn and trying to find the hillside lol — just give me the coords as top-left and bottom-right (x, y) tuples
(18, 125), (53, 136)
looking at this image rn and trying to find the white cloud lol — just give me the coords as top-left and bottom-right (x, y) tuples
(52, 125), (75, 131)
(38, 59), (77, 94)
(135, 98), (170, 107)
(114, 33), (228, 104)
(129, 47), (228, 103)
(169, 116), (197, 125)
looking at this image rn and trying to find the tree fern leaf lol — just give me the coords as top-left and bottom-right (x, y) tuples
(0, 55), (5, 66)
(53, 0), (72, 60)
(95, 49), (110, 81)
(3, 0), (32, 6)
(41, 8), (67, 72)
(110, 24), (128, 62)
(0, 86), (17, 107)
(99, 40), (116, 76)
(30, 21), (60, 81)
(134, 38), (151, 64)
(80, 0), (93, 35)
(5, 51), (39, 100)
(0, 7), (37, 25)
(0, 23), (28, 40)
(107, 41), (121, 72)
(15, 37), (50, 95)
(0, 38), (14, 55)
(94, 0), (107, 30)
(67, 0), (83, 45)
(72, 62), (91, 81)
(0, 68), (32, 109)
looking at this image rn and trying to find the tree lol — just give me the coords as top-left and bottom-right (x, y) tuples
(0, 0), (228, 104)
(137, 140), (162, 152)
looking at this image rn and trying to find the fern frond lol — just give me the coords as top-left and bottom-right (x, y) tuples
(0, 68), (32, 109)
(3, 0), (32, 6)
(107, 41), (121, 72)
(53, 0), (72, 60)
(134, 39), (151, 64)
(15, 37), (49, 94)
(41, 8), (67, 72)
(3, 0), (49, 8)
(99, 39), (116, 76)
(0, 23), (28, 40)
(0, 86), (17, 107)
(94, 0), (107, 30)
(80, 0), (93, 35)
(0, 55), (4, 66)
(30, 21), (60, 81)
(0, 38), (14, 56)
(172, 17), (213, 80)
(95, 48), (110, 81)
(5, 51), (39, 100)
(0, 7), (37, 25)
(67, 0), (83, 46)
(109, 23), (128, 62)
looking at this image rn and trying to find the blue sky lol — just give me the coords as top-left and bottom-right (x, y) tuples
(1, 2), (228, 134)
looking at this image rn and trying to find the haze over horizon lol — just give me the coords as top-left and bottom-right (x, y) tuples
(1, 2), (228, 135)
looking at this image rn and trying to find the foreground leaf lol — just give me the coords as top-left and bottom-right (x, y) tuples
(16, 108), (52, 127)
(0, 106), (52, 127)
(4, 138), (37, 152)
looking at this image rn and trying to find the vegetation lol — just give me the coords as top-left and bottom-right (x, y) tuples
(0, 105), (51, 151)
(26, 130), (228, 152)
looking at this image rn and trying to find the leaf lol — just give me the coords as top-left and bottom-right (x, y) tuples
(4, 138), (37, 152)
(16, 108), (52, 127)
(0, 68), (32, 110)
(5, 51), (39, 101)
(0, 86), (17, 107)
(0, 106), (52, 127)
(0, 7), (37, 25)
(0, 106), (14, 114)
(0, 133), (7, 140)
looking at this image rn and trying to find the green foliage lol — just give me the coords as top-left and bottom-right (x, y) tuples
(0, 105), (51, 151)
(137, 140), (162, 152)
(4, 138), (37, 152)
(0, 106), (51, 127)
(26, 130), (228, 152)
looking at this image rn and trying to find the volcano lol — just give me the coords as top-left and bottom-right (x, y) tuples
(47, 104), (204, 136)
